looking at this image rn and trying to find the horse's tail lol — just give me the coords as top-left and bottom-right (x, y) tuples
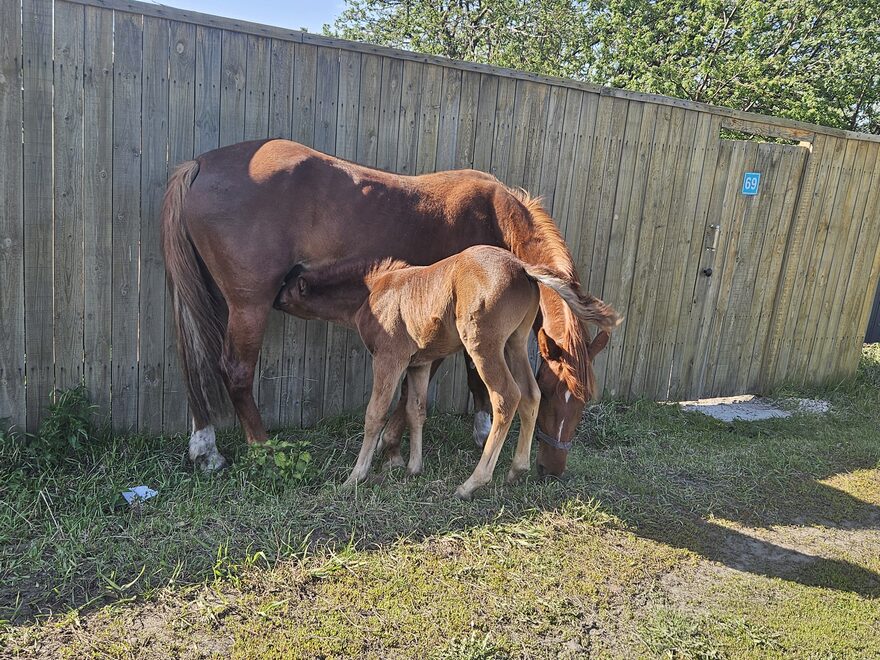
(524, 264), (622, 333)
(161, 160), (228, 427)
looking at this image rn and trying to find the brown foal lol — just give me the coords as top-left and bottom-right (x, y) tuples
(276, 245), (619, 498)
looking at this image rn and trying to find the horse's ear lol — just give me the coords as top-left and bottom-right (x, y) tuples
(537, 328), (563, 361)
(297, 277), (309, 297)
(588, 331), (610, 359)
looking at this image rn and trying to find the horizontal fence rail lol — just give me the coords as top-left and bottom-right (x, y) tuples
(2, 0), (879, 434)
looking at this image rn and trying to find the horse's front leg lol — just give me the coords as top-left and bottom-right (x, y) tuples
(466, 353), (492, 448)
(343, 355), (407, 489)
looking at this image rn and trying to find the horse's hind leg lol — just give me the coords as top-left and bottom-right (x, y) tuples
(455, 343), (520, 499)
(220, 304), (271, 445)
(505, 332), (540, 484)
(404, 364), (431, 476)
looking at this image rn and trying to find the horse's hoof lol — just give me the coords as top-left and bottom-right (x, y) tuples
(406, 465), (422, 477)
(196, 453), (228, 473)
(505, 469), (525, 485)
(472, 412), (491, 449)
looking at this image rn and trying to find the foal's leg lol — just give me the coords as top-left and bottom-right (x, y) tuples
(466, 352), (493, 448)
(381, 359), (442, 468)
(219, 304), (271, 446)
(455, 345), (521, 499)
(343, 356), (407, 489)
(505, 338), (540, 484)
(404, 364), (431, 476)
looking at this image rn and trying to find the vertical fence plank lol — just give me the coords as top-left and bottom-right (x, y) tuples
(347, 52), (382, 411)
(595, 101), (645, 397)
(164, 19), (197, 432)
(138, 16), (170, 433)
(558, 92), (598, 254)
(241, 34), (276, 425)
(330, 48), (362, 417)
(471, 74), (498, 175)
(488, 76), (516, 184)
(259, 38), (294, 431)
(22, 0), (54, 431)
(286, 42), (316, 427)
(194, 26), (221, 154)
(761, 135), (829, 389)
(806, 140), (872, 380)
(711, 143), (780, 394)
(605, 103), (657, 396)
(832, 145), (880, 376)
(701, 141), (758, 396)
(300, 46), (337, 426)
(658, 112), (714, 399)
(111, 11), (144, 431)
(219, 30), (246, 147)
(619, 105), (673, 396)
(0, 0), (25, 429)
(669, 115), (724, 399)
(82, 5), (113, 423)
(788, 137), (851, 383)
(53, 3), (85, 396)
(741, 147), (804, 391)
(642, 110), (701, 399)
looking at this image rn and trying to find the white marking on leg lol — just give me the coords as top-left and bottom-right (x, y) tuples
(473, 411), (492, 448)
(189, 424), (227, 472)
(564, 390), (572, 403)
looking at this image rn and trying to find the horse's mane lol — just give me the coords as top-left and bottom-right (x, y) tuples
(505, 187), (594, 402)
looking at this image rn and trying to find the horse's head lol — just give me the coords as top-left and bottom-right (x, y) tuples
(534, 327), (610, 477)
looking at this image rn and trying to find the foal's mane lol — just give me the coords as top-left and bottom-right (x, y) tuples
(505, 188), (594, 402)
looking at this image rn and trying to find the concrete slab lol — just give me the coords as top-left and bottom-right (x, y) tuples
(677, 394), (830, 422)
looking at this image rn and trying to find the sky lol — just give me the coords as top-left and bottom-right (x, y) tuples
(155, 0), (347, 34)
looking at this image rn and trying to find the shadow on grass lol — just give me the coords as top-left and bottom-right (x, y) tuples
(2, 368), (879, 626)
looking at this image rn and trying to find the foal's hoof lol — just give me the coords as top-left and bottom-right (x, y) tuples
(505, 468), (526, 485)
(406, 465), (423, 477)
(453, 485), (473, 501)
(382, 454), (406, 471)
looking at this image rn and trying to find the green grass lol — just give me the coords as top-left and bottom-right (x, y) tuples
(1, 345), (879, 658)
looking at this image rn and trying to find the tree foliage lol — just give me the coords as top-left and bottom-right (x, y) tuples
(329, 0), (880, 133)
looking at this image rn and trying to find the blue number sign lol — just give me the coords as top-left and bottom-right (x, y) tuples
(742, 172), (761, 196)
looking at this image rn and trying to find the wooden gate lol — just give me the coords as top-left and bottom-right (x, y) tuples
(683, 139), (809, 398)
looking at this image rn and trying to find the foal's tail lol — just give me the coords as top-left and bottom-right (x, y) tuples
(524, 265), (622, 332)
(161, 160), (228, 428)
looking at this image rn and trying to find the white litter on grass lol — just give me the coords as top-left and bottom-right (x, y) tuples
(678, 394), (830, 422)
(122, 485), (158, 504)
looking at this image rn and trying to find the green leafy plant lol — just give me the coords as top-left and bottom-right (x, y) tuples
(36, 386), (96, 458)
(244, 436), (313, 483)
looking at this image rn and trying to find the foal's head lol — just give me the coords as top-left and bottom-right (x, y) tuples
(275, 258), (409, 325)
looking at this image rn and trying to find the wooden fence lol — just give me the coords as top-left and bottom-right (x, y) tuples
(2, 0), (880, 434)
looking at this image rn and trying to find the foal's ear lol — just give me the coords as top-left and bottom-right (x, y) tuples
(537, 328), (563, 361)
(297, 277), (309, 297)
(587, 331), (610, 360)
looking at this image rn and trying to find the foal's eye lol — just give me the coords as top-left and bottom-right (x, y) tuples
(297, 278), (309, 296)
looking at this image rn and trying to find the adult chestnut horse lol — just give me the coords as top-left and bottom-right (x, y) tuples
(161, 138), (612, 476)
